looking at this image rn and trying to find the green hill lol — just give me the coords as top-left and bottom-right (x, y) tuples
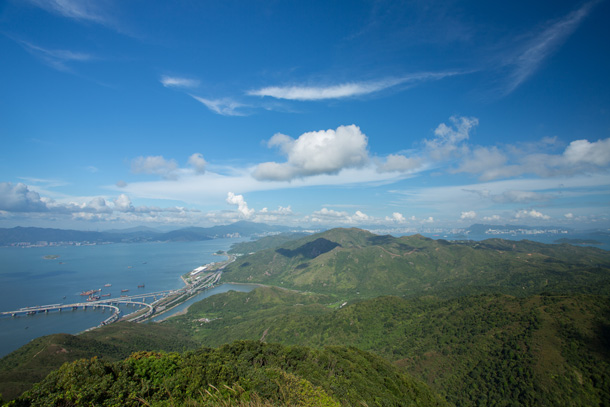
(222, 228), (610, 298)
(11, 340), (445, 407)
(165, 286), (610, 406)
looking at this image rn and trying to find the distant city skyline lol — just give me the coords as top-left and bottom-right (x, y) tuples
(1, 0), (609, 230)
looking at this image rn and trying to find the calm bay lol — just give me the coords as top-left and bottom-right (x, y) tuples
(0, 238), (253, 357)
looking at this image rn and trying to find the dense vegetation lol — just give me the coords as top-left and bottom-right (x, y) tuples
(3, 227), (610, 406)
(9, 341), (444, 407)
(164, 287), (610, 406)
(0, 323), (199, 401)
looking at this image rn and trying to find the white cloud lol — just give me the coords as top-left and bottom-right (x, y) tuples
(515, 209), (551, 220)
(160, 76), (200, 89)
(385, 212), (406, 223)
(460, 211), (477, 220)
(191, 95), (246, 116)
(377, 154), (422, 173)
(259, 206), (293, 216)
(255, 205), (294, 222)
(226, 192), (255, 218)
(425, 116), (478, 161)
(0, 182), (48, 212)
(457, 137), (610, 181)
(248, 72), (458, 101)
(113, 194), (134, 212)
(307, 208), (373, 225)
(131, 156), (179, 180)
(188, 153), (207, 174)
(563, 138), (610, 167)
(253, 125), (369, 181)
(483, 215), (502, 221)
(353, 210), (370, 221)
(564, 213), (574, 219)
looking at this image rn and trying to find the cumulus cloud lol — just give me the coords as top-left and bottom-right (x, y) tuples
(0, 182), (48, 212)
(255, 206), (294, 222)
(563, 138), (610, 167)
(515, 209), (550, 220)
(226, 192), (254, 218)
(253, 125), (369, 181)
(113, 194), (134, 212)
(131, 156), (179, 180)
(0, 182), (207, 225)
(385, 212), (406, 223)
(160, 76), (200, 89)
(457, 137), (610, 181)
(460, 211), (477, 220)
(188, 153), (207, 174)
(425, 116), (478, 161)
(308, 208), (373, 224)
(260, 206), (293, 216)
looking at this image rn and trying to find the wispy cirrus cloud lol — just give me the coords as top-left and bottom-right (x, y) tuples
(248, 71), (459, 101)
(190, 95), (247, 116)
(23, 0), (114, 26)
(501, 0), (598, 95)
(160, 75), (200, 89)
(18, 40), (94, 72)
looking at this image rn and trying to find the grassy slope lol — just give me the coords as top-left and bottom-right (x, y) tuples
(164, 286), (610, 406)
(223, 229), (610, 299)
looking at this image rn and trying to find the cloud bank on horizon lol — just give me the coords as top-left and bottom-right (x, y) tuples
(1, 0), (608, 230)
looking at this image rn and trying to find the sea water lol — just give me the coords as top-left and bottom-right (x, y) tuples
(0, 238), (252, 358)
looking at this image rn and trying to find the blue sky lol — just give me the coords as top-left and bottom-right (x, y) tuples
(1, 0), (609, 230)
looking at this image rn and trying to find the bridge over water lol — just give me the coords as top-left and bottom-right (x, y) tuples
(0, 272), (222, 328)
(0, 290), (174, 327)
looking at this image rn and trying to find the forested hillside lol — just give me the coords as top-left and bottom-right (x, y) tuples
(9, 341), (445, 407)
(164, 287), (610, 406)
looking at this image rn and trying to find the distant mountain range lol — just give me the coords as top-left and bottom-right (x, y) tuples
(0, 221), (300, 246)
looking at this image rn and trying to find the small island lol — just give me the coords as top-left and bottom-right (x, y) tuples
(43, 255), (60, 260)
